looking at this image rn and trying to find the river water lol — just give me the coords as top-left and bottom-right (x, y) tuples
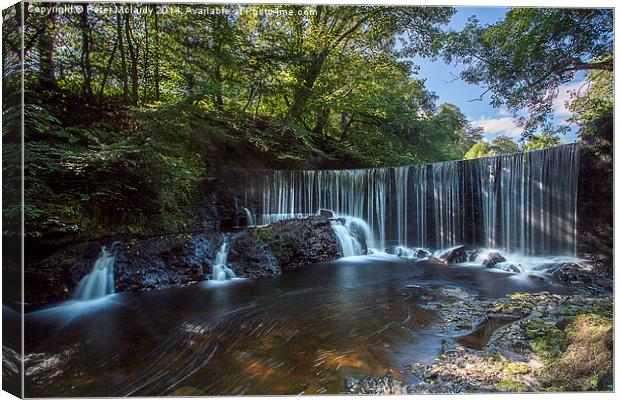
(24, 255), (569, 396)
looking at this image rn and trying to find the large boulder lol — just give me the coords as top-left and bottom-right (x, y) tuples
(267, 214), (339, 270)
(547, 262), (594, 284)
(438, 246), (467, 264)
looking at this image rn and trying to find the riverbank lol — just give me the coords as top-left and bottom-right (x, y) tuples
(347, 288), (614, 394)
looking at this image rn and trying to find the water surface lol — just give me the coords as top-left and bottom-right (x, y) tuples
(25, 256), (568, 396)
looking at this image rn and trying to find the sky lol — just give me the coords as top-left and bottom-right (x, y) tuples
(408, 7), (581, 143)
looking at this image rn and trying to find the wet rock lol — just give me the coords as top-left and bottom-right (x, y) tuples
(318, 209), (334, 218)
(227, 231), (280, 278)
(438, 246), (467, 264)
(481, 252), (506, 268)
(547, 263), (594, 284)
(494, 262), (521, 273)
(468, 251), (479, 262)
(268, 215), (339, 270)
(385, 246), (430, 259)
(25, 216), (338, 306)
(345, 373), (408, 395)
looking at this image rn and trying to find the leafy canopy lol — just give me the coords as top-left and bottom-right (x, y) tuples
(440, 8), (613, 136)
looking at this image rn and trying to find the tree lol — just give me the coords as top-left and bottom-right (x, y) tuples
(568, 69), (612, 157)
(464, 140), (492, 159)
(491, 136), (519, 154)
(441, 8), (613, 136)
(522, 134), (561, 151)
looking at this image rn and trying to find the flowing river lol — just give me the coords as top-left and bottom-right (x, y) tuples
(24, 255), (571, 396)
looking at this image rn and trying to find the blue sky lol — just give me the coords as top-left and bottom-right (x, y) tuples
(408, 7), (580, 143)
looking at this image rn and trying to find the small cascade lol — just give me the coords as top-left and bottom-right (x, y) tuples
(330, 216), (371, 257)
(73, 247), (115, 301)
(212, 241), (236, 281)
(243, 207), (256, 227)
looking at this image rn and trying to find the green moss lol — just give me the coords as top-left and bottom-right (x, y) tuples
(250, 226), (273, 243)
(523, 318), (566, 363)
(524, 303), (613, 392)
(497, 378), (529, 392)
(271, 232), (301, 263)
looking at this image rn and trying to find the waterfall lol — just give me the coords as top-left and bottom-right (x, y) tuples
(212, 241), (236, 281)
(73, 247), (115, 301)
(330, 217), (371, 257)
(331, 222), (362, 257)
(243, 207), (256, 227)
(244, 144), (580, 256)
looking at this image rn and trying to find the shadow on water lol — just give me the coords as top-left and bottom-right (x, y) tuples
(24, 256), (571, 396)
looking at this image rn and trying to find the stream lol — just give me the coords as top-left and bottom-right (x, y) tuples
(24, 255), (570, 396)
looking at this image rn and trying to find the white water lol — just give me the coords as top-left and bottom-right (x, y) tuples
(73, 247), (115, 301)
(212, 241), (236, 281)
(244, 144), (580, 256)
(243, 207), (256, 227)
(331, 216), (374, 257)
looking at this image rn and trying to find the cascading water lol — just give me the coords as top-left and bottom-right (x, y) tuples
(242, 207), (256, 227)
(331, 222), (362, 257)
(330, 217), (372, 257)
(242, 144), (580, 256)
(73, 247), (115, 301)
(212, 241), (236, 281)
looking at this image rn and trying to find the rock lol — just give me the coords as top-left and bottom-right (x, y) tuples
(468, 251), (479, 262)
(318, 209), (334, 218)
(494, 262), (521, 273)
(24, 216), (339, 306)
(480, 252), (507, 268)
(267, 215), (339, 270)
(547, 262), (594, 284)
(385, 246), (430, 259)
(438, 246), (467, 264)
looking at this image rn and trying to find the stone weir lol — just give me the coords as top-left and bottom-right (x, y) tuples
(237, 143), (582, 256)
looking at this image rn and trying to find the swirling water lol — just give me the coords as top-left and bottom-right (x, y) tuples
(24, 257), (570, 397)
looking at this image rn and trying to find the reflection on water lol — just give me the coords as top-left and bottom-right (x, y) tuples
(455, 318), (514, 350)
(25, 256), (568, 396)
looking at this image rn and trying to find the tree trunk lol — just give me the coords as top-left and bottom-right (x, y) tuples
(154, 8), (160, 101)
(142, 14), (149, 103)
(125, 14), (139, 105)
(38, 5), (57, 90)
(213, 63), (224, 110)
(288, 54), (327, 121)
(116, 12), (129, 104)
(313, 106), (331, 139)
(99, 36), (118, 96)
(80, 6), (92, 97)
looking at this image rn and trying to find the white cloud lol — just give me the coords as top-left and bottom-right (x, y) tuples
(498, 107), (511, 117)
(471, 116), (522, 139)
(553, 80), (588, 119)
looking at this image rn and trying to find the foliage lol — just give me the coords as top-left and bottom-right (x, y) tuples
(568, 69), (613, 158)
(522, 134), (562, 151)
(464, 140), (492, 160)
(440, 8), (613, 136)
(21, 102), (208, 237)
(491, 135), (519, 154)
(464, 135), (519, 159)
